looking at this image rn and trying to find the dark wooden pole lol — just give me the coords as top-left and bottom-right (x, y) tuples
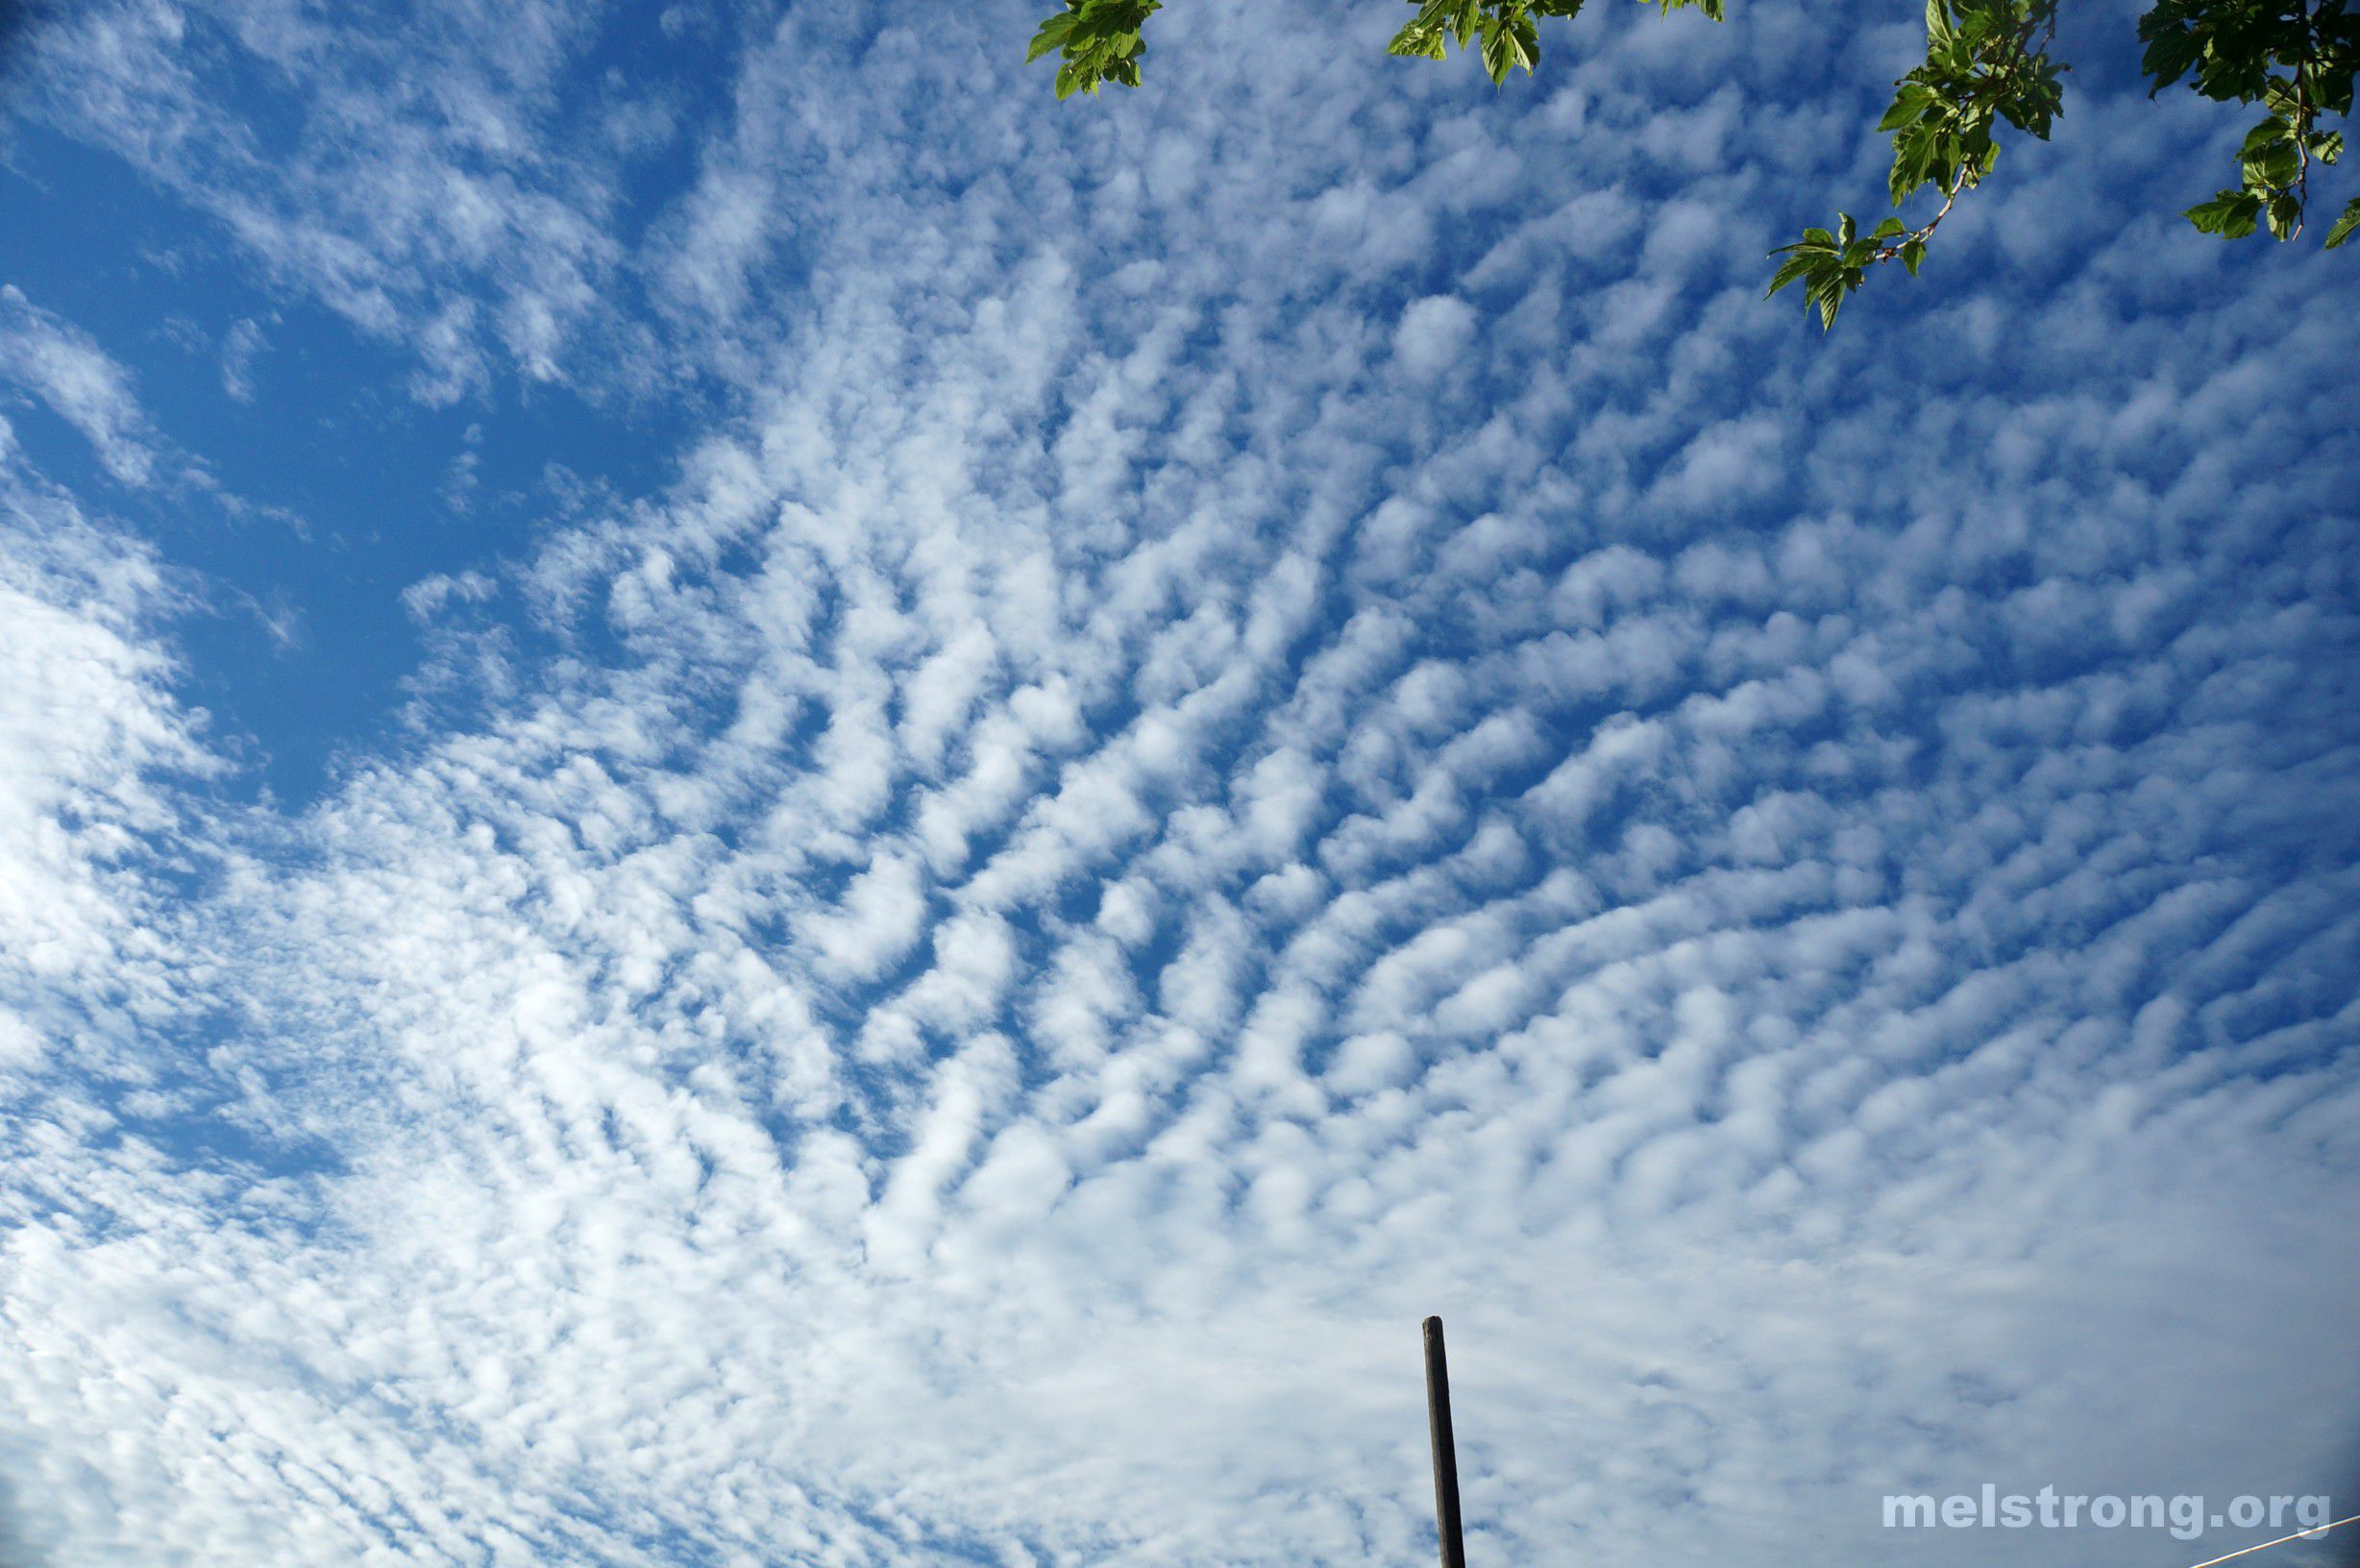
(1423, 1315), (1468, 1568)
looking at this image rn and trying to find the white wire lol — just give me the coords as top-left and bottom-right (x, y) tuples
(2182, 1511), (2360, 1568)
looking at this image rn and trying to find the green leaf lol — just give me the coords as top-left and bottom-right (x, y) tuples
(2239, 118), (2289, 159)
(2184, 188), (2263, 237)
(1387, 18), (1445, 58)
(1879, 86), (1936, 132)
(1473, 10), (1540, 80)
(2139, 1), (2204, 92)
(1025, 12), (1077, 62)
(1872, 216), (1907, 239)
(1900, 237), (1928, 274)
(2324, 197), (2360, 249)
(1480, 25), (1512, 79)
(2242, 140), (2300, 189)
(1890, 122), (1946, 206)
(1765, 253), (1821, 296)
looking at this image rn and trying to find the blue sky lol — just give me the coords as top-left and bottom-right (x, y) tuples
(2, 0), (2358, 1564)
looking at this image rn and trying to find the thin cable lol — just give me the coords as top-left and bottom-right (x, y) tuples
(2182, 1511), (2360, 1568)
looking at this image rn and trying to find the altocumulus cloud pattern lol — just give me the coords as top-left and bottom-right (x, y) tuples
(0, 1), (2357, 1565)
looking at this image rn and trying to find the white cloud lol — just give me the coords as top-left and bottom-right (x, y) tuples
(12, 0), (629, 401)
(1393, 294), (1478, 380)
(0, 287), (163, 486)
(218, 317), (264, 403)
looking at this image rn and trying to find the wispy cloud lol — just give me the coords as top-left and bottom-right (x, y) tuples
(11, 0), (641, 404)
(0, 287), (165, 486)
(216, 317), (263, 404)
